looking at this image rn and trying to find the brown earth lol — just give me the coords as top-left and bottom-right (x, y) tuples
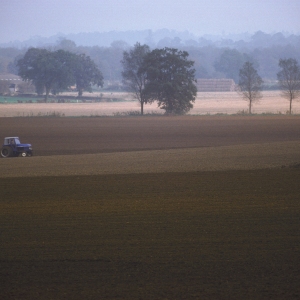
(0, 115), (300, 299)
(1, 115), (300, 156)
(1, 115), (300, 177)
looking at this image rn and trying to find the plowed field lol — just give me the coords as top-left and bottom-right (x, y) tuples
(0, 115), (300, 299)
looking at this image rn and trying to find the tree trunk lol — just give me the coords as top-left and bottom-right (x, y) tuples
(44, 88), (50, 102)
(141, 101), (144, 115)
(290, 96), (292, 114)
(249, 99), (252, 114)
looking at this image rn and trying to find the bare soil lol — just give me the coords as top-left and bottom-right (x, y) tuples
(0, 115), (300, 299)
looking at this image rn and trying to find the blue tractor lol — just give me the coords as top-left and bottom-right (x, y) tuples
(1, 137), (33, 158)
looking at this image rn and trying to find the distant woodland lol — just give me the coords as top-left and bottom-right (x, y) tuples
(1, 30), (300, 87)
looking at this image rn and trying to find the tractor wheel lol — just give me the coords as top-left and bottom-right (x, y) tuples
(1, 146), (13, 158)
(21, 152), (27, 157)
(27, 151), (33, 157)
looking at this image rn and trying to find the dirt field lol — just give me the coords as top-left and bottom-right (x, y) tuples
(1, 91), (299, 117)
(0, 115), (300, 299)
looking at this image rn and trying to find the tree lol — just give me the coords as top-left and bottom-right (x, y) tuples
(121, 43), (150, 115)
(277, 58), (300, 114)
(142, 48), (197, 115)
(214, 49), (249, 82)
(56, 38), (77, 52)
(238, 61), (263, 114)
(73, 54), (104, 97)
(17, 81), (35, 94)
(17, 48), (76, 101)
(52, 49), (77, 94)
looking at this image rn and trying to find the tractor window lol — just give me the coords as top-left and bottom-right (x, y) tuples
(14, 138), (20, 144)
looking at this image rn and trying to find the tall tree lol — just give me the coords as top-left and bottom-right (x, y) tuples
(121, 43), (150, 115)
(73, 54), (104, 97)
(277, 58), (300, 114)
(53, 49), (78, 93)
(238, 61), (263, 114)
(142, 48), (197, 115)
(17, 48), (76, 101)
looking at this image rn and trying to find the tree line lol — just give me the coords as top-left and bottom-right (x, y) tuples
(1, 34), (300, 83)
(10, 42), (300, 115)
(13, 45), (197, 115)
(122, 44), (300, 115)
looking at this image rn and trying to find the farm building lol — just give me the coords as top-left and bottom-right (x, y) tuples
(0, 74), (35, 94)
(0, 74), (23, 85)
(0, 74), (22, 93)
(197, 79), (236, 92)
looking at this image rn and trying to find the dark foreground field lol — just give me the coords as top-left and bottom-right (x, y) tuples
(0, 116), (300, 299)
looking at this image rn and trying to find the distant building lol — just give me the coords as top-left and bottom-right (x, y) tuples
(0, 74), (22, 85)
(0, 74), (22, 94)
(197, 79), (236, 92)
(0, 74), (35, 94)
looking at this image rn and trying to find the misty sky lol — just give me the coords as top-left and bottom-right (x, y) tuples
(1, 0), (299, 43)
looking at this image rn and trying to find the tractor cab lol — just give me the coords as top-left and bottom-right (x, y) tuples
(4, 137), (21, 145)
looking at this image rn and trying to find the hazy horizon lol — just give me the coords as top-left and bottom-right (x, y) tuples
(1, 0), (299, 44)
